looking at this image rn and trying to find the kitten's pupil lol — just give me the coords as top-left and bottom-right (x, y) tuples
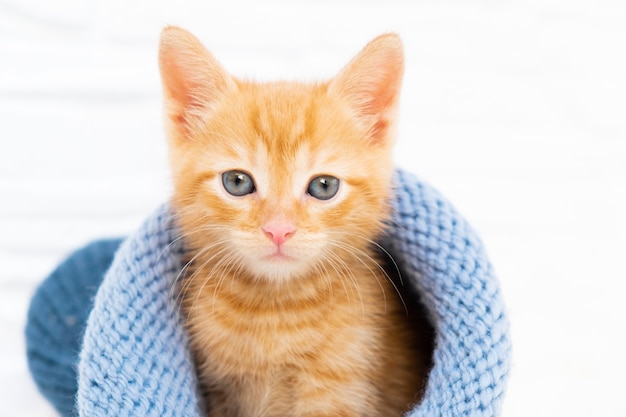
(307, 176), (340, 200)
(222, 171), (256, 196)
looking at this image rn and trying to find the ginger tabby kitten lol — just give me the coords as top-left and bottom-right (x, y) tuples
(159, 26), (431, 417)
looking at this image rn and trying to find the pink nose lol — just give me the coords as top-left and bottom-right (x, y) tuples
(262, 222), (296, 247)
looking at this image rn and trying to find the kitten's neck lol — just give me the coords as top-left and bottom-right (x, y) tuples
(209, 268), (336, 307)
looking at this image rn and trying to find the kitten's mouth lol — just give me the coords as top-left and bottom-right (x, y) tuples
(251, 245), (316, 281)
(265, 249), (294, 261)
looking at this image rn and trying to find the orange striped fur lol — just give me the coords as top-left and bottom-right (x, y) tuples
(159, 26), (431, 417)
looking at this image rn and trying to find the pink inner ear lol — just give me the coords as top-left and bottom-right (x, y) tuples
(365, 63), (403, 141)
(158, 27), (233, 136)
(160, 54), (197, 111)
(159, 63), (193, 127)
(372, 64), (403, 114)
(333, 34), (404, 144)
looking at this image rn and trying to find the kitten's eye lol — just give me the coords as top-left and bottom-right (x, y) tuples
(307, 176), (340, 200)
(222, 171), (256, 196)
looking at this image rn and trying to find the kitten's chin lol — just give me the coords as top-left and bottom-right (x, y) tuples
(248, 252), (314, 283)
(233, 235), (326, 283)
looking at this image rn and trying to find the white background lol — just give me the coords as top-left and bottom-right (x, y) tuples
(1, 0), (625, 415)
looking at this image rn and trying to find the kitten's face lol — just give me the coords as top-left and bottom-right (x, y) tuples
(159, 27), (404, 282)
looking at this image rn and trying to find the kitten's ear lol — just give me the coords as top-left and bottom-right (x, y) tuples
(159, 26), (235, 140)
(330, 34), (404, 145)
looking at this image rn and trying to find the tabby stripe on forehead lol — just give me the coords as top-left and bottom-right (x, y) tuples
(194, 171), (218, 186)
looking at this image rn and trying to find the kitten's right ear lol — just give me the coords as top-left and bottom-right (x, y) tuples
(329, 34), (404, 146)
(159, 26), (235, 140)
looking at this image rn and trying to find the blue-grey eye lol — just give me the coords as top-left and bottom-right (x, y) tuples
(222, 170), (255, 196)
(307, 175), (340, 200)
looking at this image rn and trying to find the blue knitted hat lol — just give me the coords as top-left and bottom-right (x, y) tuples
(26, 169), (510, 416)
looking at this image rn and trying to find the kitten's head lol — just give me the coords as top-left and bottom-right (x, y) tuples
(159, 27), (404, 282)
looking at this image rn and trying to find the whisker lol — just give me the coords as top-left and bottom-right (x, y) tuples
(324, 250), (365, 318)
(176, 240), (237, 323)
(318, 254), (345, 305)
(157, 223), (232, 266)
(169, 237), (231, 308)
(327, 230), (403, 286)
(228, 254), (248, 294)
(327, 241), (388, 313)
(327, 239), (408, 315)
(310, 262), (334, 314)
(211, 251), (244, 314)
(186, 245), (236, 319)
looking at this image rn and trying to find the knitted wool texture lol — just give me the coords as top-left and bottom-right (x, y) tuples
(26, 169), (511, 416)
(26, 238), (122, 417)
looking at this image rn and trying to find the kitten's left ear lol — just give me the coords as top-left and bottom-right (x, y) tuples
(159, 26), (235, 140)
(330, 34), (404, 145)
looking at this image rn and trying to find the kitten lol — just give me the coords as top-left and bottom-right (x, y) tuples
(159, 26), (432, 417)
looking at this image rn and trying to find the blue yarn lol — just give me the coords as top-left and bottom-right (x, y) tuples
(26, 169), (511, 416)
(26, 238), (123, 417)
(387, 170), (510, 416)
